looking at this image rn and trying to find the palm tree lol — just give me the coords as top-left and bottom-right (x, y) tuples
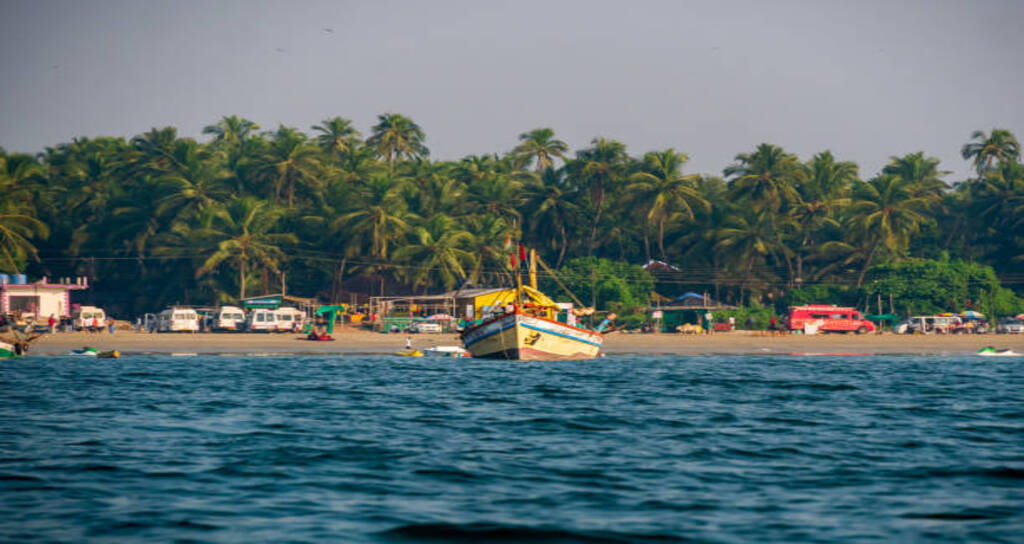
(203, 115), (260, 149)
(0, 152), (48, 214)
(0, 213), (49, 274)
(566, 138), (630, 256)
(312, 116), (362, 162)
(790, 151), (858, 284)
(194, 197), (297, 300)
(254, 126), (325, 206)
(153, 140), (231, 223)
(392, 214), (474, 291)
(882, 152), (948, 199)
(513, 128), (569, 172)
(465, 170), (524, 231)
(714, 206), (789, 305)
(627, 149), (708, 261)
(845, 174), (933, 286)
(129, 127), (181, 175)
(724, 143), (803, 212)
(961, 129), (1021, 177)
(336, 174), (412, 258)
(366, 113), (428, 173)
(523, 167), (578, 267)
(404, 159), (462, 218)
(966, 161), (1024, 271)
(464, 214), (512, 286)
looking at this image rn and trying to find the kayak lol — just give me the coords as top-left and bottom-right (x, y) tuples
(395, 349), (423, 357)
(977, 347), (1021, 357)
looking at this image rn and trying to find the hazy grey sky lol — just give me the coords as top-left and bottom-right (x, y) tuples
(2, 0), (1022, 180)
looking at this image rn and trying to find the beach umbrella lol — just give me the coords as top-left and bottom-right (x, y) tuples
(959, 310), (985, 319)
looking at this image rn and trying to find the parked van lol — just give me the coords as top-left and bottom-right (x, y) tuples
(246, 308), (277, 332)
(896, 315), (959, 335)
(72, 306), (106, 331)
(273, 307), (305, 332)
(208, 306), (246, 332)
(787, 305), (874, 334)
(157, 307), (199, 333)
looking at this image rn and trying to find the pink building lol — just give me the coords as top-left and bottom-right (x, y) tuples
(0, 276), (89, 318)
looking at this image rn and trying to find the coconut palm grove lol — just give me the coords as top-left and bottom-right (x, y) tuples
(1, 115), (1022, 323)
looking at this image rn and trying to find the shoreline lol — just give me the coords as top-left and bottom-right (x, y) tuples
(25, 329), (1024, 356)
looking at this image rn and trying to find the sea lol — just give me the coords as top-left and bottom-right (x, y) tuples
(1, 354), (1021, 543)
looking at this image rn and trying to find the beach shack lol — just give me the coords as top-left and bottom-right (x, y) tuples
(241, 293), (318, 319)
(0, 275), (89, 320)
(651, 292), (735, 333)
(367, 287), (545, 333)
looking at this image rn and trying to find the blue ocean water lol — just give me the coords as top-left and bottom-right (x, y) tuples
(1, 355), (1021, 543)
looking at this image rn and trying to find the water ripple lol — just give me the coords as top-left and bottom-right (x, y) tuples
(1, 354), (1021, 542)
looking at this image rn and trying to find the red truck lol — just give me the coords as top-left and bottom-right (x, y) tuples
(787, 305), (875, 334)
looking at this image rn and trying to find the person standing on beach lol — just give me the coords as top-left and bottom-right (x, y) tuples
(704, 311), (714, 335)
(48, 314), (56, 334)
(91, 316), (99, 334)
(769, 316), (776, 331)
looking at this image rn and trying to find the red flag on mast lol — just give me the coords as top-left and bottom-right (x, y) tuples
(519, 243), (526, 264)
(509, 251), (516, 269)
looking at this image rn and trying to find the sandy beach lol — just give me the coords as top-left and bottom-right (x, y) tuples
(26, 328), (1024, 356)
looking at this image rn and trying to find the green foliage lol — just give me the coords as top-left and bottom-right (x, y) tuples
(0, 121), (1020, 320)
(713, 304), (778, 330)
(783, 284), (856, 308)
(860, 258), (1021, 317)
(542, 257), (653, 312)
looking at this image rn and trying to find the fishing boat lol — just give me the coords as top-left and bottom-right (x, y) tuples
(460, 247), (609, 361)
(0, 340), (18, 359)
(0, 331), (42, 359)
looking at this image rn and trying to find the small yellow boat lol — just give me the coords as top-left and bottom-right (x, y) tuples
(394, 349), (423, 357)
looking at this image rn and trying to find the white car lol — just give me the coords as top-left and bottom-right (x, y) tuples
(996, 318), (1023, 334)
(408, 322), (443, 333)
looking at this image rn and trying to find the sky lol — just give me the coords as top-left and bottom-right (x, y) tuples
(2, 0), (1022, 181)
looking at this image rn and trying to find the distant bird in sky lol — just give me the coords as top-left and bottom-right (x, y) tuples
(322, 27), (334, 34)
(274, 47), (287, 53)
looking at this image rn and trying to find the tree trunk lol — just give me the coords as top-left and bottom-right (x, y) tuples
(557, 224), (568, 269)
(239, 258), (247, 300)
(588, 195), (605, 256)
(856, 245), (880, 288)
(332, 257), (347, 302)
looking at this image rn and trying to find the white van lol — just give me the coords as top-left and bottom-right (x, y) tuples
(209, 306), (246, 332)
(896, 315), (958, 335)
(273, 307), (305, 332)
(157, 307), (199, 333)
(246, 308), (277, 332)
(73, 306), (106, 331)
